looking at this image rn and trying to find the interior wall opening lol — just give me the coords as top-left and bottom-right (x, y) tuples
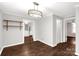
(66, 19), (76, 51)
(23, 20), (33, 43)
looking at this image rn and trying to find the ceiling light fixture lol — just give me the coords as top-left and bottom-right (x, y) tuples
(28, 2), (43, 18)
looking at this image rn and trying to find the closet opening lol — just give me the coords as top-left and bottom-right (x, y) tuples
(66, 19), (76, 51)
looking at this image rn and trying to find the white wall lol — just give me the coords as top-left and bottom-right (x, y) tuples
(53, 15), (64, 46)
(56, 19), (63, 43)
(35, 14), (65, 47)
(35, 15), (53, 47)
(63, 19), (67, 42)
(3, 14), (24, 47)
(76, 7), (79, 55)
(24, 30), (29, 36)
(67, 23), (73, 36)
(0, 12), (3, 54)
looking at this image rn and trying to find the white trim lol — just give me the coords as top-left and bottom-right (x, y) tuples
(3, 42), (24, 48)
(0, 42), (24, 55)
(0, 47), (4, 55)
(75, 52), (79, 56)
(75, 5), (79, 7)
(52, 43), (57, 47)
(33, 39), (38, 41)
(37, 39), (54, 47)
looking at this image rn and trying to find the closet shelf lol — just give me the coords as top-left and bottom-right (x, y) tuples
(3, 20), (23, 31)
(4, 20), (22, 23)
(3, 25), (23, 27)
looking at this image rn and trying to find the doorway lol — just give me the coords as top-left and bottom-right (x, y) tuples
(66, 19), (76, 52)
(23, 20), (33, 44)
(67, 19), (76, 44)
(56, 19), (63, 44)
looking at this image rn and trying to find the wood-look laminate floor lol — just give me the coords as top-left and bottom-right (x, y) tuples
(1, 36), (76, 56)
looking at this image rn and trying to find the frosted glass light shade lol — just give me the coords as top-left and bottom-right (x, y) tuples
(28, 9), (42, 17)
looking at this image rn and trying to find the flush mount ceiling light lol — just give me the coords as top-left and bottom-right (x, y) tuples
(28, 2), (43, 18)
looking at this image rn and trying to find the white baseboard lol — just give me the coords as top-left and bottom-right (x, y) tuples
(3, 42), (24, 48)
(0, 42), (24, 55)
(52, 43), (57, 47)
(0, 47), (4, 55)
(32, 38), (38, 41)
(37, 39), (54, 47)
(75, 52), (79, 56)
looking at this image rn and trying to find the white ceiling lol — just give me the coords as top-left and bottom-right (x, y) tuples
(0, 0), (79, 18)
(48, 2), (79, 17)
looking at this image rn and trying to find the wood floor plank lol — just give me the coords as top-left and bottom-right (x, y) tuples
(1, 36), (76, 56)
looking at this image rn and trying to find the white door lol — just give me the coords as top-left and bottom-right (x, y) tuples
(56, 19), (63, 44)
